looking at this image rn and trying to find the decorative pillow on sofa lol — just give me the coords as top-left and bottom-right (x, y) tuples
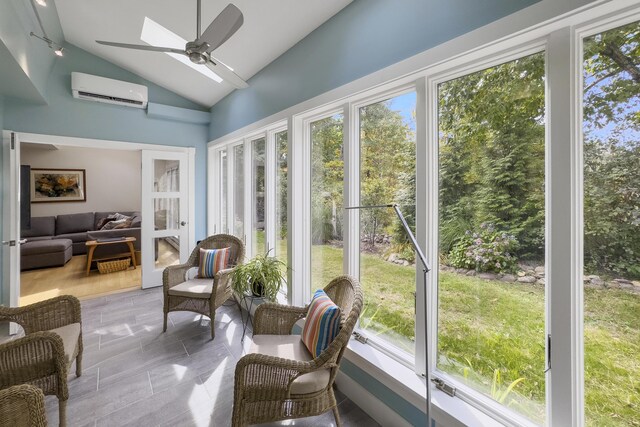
(96, 215), (117, 230)
(302, 289), (342, 357)
(113, 213), (132, 222)
(198, 247), (231, 278)
(100, 218), (132, 230)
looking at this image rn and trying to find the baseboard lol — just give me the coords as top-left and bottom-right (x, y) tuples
(336, 371), (413, 427)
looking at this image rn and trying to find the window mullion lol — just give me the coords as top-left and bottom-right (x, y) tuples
(265, 131), (276, 255)
(546, 27), (582, 427)
(344, 102), (359, 278)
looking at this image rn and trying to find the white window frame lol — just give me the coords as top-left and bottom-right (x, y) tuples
(206, 3), (640, 425)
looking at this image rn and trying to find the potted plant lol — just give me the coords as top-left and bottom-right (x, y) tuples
(231, 251), (287, 301)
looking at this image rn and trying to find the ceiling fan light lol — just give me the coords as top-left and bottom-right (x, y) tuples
(35, 0), (47, 6)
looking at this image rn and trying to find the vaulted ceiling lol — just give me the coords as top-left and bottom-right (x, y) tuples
(55, 0), (352, 108)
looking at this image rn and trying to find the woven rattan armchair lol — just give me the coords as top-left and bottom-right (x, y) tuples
(232, 275), (363, 427)
(163, 234), (245, 339)
(0, 384), (48, 426)
(0, 295), (83, 427)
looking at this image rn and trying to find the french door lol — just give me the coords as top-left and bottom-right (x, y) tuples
(2, 131), (22, 331)
(141, 150), (191, 288)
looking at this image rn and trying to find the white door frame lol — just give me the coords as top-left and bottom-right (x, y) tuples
(2, 131), (21, 334)
(7, 132), (196, 292)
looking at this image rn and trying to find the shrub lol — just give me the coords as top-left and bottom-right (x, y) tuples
(449, 223), (518, 273)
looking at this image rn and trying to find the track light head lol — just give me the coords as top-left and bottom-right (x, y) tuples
(35, 0), (47, 6)
(54, 47), (64, 56)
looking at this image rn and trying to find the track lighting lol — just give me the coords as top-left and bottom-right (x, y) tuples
(35, 0), (47, 6)
(30, 32), (64, 57)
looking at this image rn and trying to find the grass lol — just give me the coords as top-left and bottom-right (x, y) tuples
(307, 244), (640, 426)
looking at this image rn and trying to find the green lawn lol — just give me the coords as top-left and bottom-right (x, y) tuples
(308, 244), (640, 426)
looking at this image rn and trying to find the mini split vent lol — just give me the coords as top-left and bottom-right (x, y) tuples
(71, 72), (148, 109)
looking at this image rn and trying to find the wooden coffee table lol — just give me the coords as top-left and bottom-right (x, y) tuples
(85, 237), (137, 276)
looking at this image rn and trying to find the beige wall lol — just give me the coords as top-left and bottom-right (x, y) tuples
(21, 144), (141, 217)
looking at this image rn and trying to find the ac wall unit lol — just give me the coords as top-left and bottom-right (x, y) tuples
(71, 72), (148, 109)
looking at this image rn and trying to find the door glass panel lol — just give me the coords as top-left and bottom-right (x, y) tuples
(155, 236), (180, 269)
(234, 144), (245, 239)
(437, 52), (546, 422)
(358, 91), (417, 356)
(221, 151), (228, 234)
(310, 114), (344, 293)
(154, 198), (179, 230)
(153, 159), (180, 192)
(252, 138), (266, 255)
(583, 21), (640, 427)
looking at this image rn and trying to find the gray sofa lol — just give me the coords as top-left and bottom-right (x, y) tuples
(21, 211), (141, 271)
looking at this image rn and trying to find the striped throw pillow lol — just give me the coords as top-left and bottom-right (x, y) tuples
(302, 289), (342, 357)
(198, 247), (231, 278)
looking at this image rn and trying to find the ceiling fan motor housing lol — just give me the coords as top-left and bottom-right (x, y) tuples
(186, 41), (210, 64)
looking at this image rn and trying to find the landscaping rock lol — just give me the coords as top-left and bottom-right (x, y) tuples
(517, 276), (537, 284)
(633, 281), (640, 288)
(606, 281), (621, 289)
(455, 268), (467, 274)
(388, 253), (398, 262)
(465, 270), (476, 276)
(613, 278), (632, 285)
(478, 272), (498, 280)
(500, 274), (517, 282)
(537, 278), (545, 285)
(517, 271), (526, 277)
(402, 260), (410, 266)
(534, 266), (545, 274)
(620, 283), (635, 291)
(590, 277), (605, 286)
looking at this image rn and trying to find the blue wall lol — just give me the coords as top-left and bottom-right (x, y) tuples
(209, 0), (539, 140)
(3, 42), (209, 241)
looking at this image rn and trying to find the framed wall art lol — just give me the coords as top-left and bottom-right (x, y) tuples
(31, 168), (87, 203)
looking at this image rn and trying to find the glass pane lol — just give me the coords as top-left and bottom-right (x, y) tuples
(155, 236), (180, 269)
(154, 198), (179, 230)
(252, 138), (266, 256)
(583, 21), (640, 427)
(359, 92), (417, 356)
(234, 144), (245, 239)
(153, 159), (179, 192)
(275, 131), (288, 296)
(437, 52), (546, 422)
(221, 151), (228, 234)
(311, 114), (344, 293)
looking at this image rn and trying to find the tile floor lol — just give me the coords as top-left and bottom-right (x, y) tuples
(45, 288), (379, 427)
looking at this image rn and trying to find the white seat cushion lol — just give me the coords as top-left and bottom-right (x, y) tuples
(168, 278), (213, 298)
(249, 335), (330, 395)
(48, 323), (80, 363)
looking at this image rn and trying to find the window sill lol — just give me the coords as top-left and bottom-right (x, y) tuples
(341, 338), (506, 427)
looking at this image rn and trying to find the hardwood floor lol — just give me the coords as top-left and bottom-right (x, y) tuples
(21, 255), (141, 305)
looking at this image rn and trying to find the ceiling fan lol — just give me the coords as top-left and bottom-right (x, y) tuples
(96, 0), (248, 89)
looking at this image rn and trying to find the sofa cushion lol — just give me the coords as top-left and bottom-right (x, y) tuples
(48, 323), (80, 363)
(56, 212), (95, 235)
(21, 239), (72, 256)
(167, 278), (213, 298)
(249, 335), (330, 394)
(21, 216), (55, 238)
(53, 233), (90, 244)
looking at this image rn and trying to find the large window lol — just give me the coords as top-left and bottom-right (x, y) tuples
(358, 92), (417, 356)
(220, 150), (228, 234)
(310, 114), (344, 292)
(252, 137), (266, 256)
(436, 52), (547, 422)
(233, 144), (245, 240)
(582, 20), (640, 427)
(275, 130), (288, 265)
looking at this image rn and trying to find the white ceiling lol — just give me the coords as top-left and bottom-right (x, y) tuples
(55, 0), (352, 108)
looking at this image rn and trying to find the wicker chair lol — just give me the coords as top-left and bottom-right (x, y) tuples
(232, 275), (363, 427)
(0, 295), (83, 427)
(163, 234), (245, 339)
(0, 384), (48, 426)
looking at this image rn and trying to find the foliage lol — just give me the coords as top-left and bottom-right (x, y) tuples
(448, 223), (518, 273)
(462, 361), (526, 406)
(231, 251), (286, 301)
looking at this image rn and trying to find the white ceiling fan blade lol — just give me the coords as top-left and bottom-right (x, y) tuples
(206, 57), (248, 89)
(198, 4), (243, 53)
(96, 40), (187, 56)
